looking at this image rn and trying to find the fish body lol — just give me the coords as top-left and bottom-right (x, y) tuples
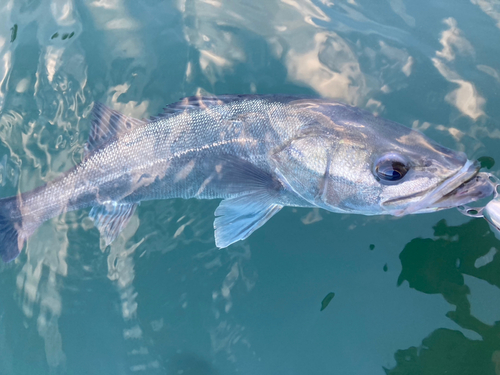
(0, 95), (494, 262)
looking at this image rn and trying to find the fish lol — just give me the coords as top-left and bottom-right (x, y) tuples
(0, 95), (494, 262)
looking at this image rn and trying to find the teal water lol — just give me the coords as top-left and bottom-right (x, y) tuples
(1, 0), (500, 374)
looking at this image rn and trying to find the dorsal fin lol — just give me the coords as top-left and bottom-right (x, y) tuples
(86, 103), (146, 154)
(162, 95), (251, 116)
(143, 95), (252, 122)
(152, 95), (307, 120)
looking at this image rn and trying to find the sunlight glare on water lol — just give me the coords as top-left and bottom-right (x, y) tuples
(1, 0), (500, 374)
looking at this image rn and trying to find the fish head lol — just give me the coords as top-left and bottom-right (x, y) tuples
(277, 99), (494, 216)
(365, 142), (492, 216)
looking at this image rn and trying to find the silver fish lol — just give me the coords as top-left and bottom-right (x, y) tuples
(0, 95), (494, 262)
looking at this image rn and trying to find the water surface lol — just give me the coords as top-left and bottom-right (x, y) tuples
(1, 0), (500, 374)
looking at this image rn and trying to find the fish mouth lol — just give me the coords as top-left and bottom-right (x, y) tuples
(390, 160), (494, 216)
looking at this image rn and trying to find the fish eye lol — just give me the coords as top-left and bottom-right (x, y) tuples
(374, 153), (409, 182)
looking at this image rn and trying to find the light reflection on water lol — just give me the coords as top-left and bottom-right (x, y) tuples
(0, 0), (499, 374)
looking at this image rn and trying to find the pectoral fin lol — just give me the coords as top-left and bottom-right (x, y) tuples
(211, 155), (284, 248)
(214, 192), (282, 248)
(89, 202), (138, 246)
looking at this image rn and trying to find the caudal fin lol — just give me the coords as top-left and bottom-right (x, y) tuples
(0, 197), (24, 263)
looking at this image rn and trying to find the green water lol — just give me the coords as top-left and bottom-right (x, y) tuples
(1, 0), (500, 374)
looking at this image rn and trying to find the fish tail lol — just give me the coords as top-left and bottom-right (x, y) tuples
(0, 197), (25, 263)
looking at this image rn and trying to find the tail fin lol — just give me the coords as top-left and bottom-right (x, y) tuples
(0, 197), (24, 263)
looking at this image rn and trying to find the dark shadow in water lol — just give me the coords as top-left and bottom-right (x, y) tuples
(385, 328), (496, 375)
(386, 218), (500, 374)
(166, 353), (219, 375)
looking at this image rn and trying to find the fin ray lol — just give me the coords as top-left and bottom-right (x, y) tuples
(215, 155), (284, 194)
(87, 103), (146, 154)
(214, 192), (282, 248)
(210, 156), (284, 247)
(0, 197), (24, 262)
(89, 202), (137, 246)
(158, 95), (307, 118)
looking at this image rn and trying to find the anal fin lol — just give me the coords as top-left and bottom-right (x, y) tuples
(89, 202), (138, 246)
